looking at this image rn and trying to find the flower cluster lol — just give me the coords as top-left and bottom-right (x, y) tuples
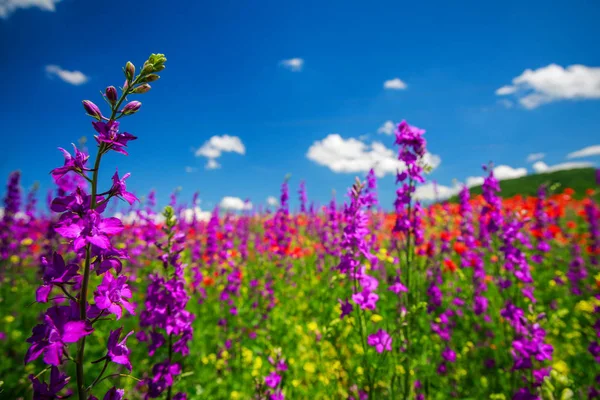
(24, 53), (166, 400)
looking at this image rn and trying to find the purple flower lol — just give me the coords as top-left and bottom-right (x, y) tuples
(441, 346), (456, 363)
(26, 305), (93, 366)
(94, 272), (135, 320)
(92, 121), (137, 155)
(102, 387), (125, 400)
(109, 169), (138, 204)
(146, 361), (181, 398)
(265, 371), (282, 388)
(352, 289), (379, 310)
(122, 101), (142, 115)
(29, 366), (70, 400)
(389, 276), (408, 294)
(107, 328), (134, 370)
(339, 298), (353, 319)
(367, 329), (392, 353)
(36, 252), (80, 303)
(82, 100), (103, 120)
(54, 210), (124, 251)
(51, 145), (90, 182)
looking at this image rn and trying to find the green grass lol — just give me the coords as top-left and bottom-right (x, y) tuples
(447, 167), (598, 202)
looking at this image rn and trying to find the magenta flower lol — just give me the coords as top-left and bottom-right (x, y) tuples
(106, 327), (134, 370)
(94, 272), (135, 320)
(28, 366), (70, 400)
(352, 289), (379, 310)
(367, 329), (392, 353)
(54, 210), (124, 251)
(25, 305), (93, 366)
(82, 100), (103, 120)
(36, 252), (80, 303)
(109, 169), (138, 204)
(51, 144), (90, 182)
(89, 387), (126, 400)
(92, 121), (137, 155)
(388, 276), (408, 295)
(265, 371), (282, 388)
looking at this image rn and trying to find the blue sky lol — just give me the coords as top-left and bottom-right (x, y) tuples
(1, 0), (599, 212)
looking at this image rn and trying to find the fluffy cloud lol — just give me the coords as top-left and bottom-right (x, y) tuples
(414, 182), (461, 201)
(45, 65), (88, 85)
(464, 165), (527, 189)
(306, 134), (440, 178)
(533, 161), (594, 173)
(219, 196), (252, 211)
(266, 196), (279, 207)
(0, 0), (61, 18)
(195, 135), (245, 169)
(383, 78), (407, 90)
(279, 58), (304, 72)
(496, 64), (600, 109)
(526, 153), (545, 163)
(566, 145), (600, 159)
(377, 120), (395, 135)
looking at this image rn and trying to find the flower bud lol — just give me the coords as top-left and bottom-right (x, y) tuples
(125, 62), (135, 81)
(140, 62), (154, 76)
(82, 100), (103, 120)
(140, 74), (160, 83)
(122, 101), (142, 116)
(132, 84), (151, 94)
(105, 86), (118, 104)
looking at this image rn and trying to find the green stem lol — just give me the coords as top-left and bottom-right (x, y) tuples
(75, 80), (134, 400)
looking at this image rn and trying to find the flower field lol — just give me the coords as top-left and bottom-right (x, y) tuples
(0, 54), (599, 400)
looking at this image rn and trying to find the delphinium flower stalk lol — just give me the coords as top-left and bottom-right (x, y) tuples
(336, 178), (386, 395)
(138, 206), (194, 399)
(499, 216), (553, 397)
(391, 120), (429, 398)
(584, 199), (599, 267)
(255, 348), (287, 399)
(478, 164), (504, 250)
(531, 185), (552, 264)
(25, 53), (167, 400)
(0, 171), (22, 263)
(298, 180), (307, 214)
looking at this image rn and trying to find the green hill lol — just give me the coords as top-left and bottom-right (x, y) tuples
(447, 167), (598, 202)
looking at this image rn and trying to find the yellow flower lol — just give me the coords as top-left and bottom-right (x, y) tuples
(304, 362), (316, 374)
(553, 360), (568, 374)
(370, 314), (383, 323)
(292, 379), (300, 387)
(308, 322), (318, 331)
(21, 238), (33, 246)
(356, 367), (364, 375)
(230, 391), (241, 400)
(4, 315), (14, 323)
(9, 255), (19, 264)
(395, 365), (405, 375)
(575, 300), (595, 313)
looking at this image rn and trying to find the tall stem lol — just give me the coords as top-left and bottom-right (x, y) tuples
(75, 82), (132, 400)
(76, 149), (103, 400)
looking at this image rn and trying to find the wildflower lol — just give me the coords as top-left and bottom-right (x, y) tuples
(106, 328), (134, 370)
(25, 305), (93, 366)
(54, 210), (124, 251)
(109, 170), (138, 204)
(367, 329), (392, 353)
(265, 371), (282, 388)
(51, 145), (90, 181)
(36, 252), (80, 303)
(29, 366), (70, 400)
(94, 272), (135, 320)
(92, 121), (137, 155)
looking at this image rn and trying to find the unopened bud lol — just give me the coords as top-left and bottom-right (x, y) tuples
(122, 101), (142, 116)
(82, 100), (103, 120)
(105, 86), (118, 104)
(133, 84), (151, 94)
(141, 62), (154, 76)
(125, 62), (135, 81)
(140, 74), (160, 83)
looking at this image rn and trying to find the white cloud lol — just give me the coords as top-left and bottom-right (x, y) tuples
(180, 207), (211, 222)
(377, 120), (395, 135)
(414, 182), (462, 201)
(266, 196), (279, 207)
(195, 135), (245, 169)
(219, 196), (252, 211)
(526, 153), (545, 163)
(496, 64), (600, 109)
(533, 161), (594, 173)
(45, 65), (88, 85)
(466, 176), (484, 187)
(306, 133), (440, 178)
(463, 165), (527, 188)
(566, 145), (600, 159)
(0, 0), (61, 18)
(205, 159), (221, 170)
(497, 99), (514, 109)
(185, 166), (198, 173)
(383, 78), (407, 90)
(279, 58), (304, 72)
